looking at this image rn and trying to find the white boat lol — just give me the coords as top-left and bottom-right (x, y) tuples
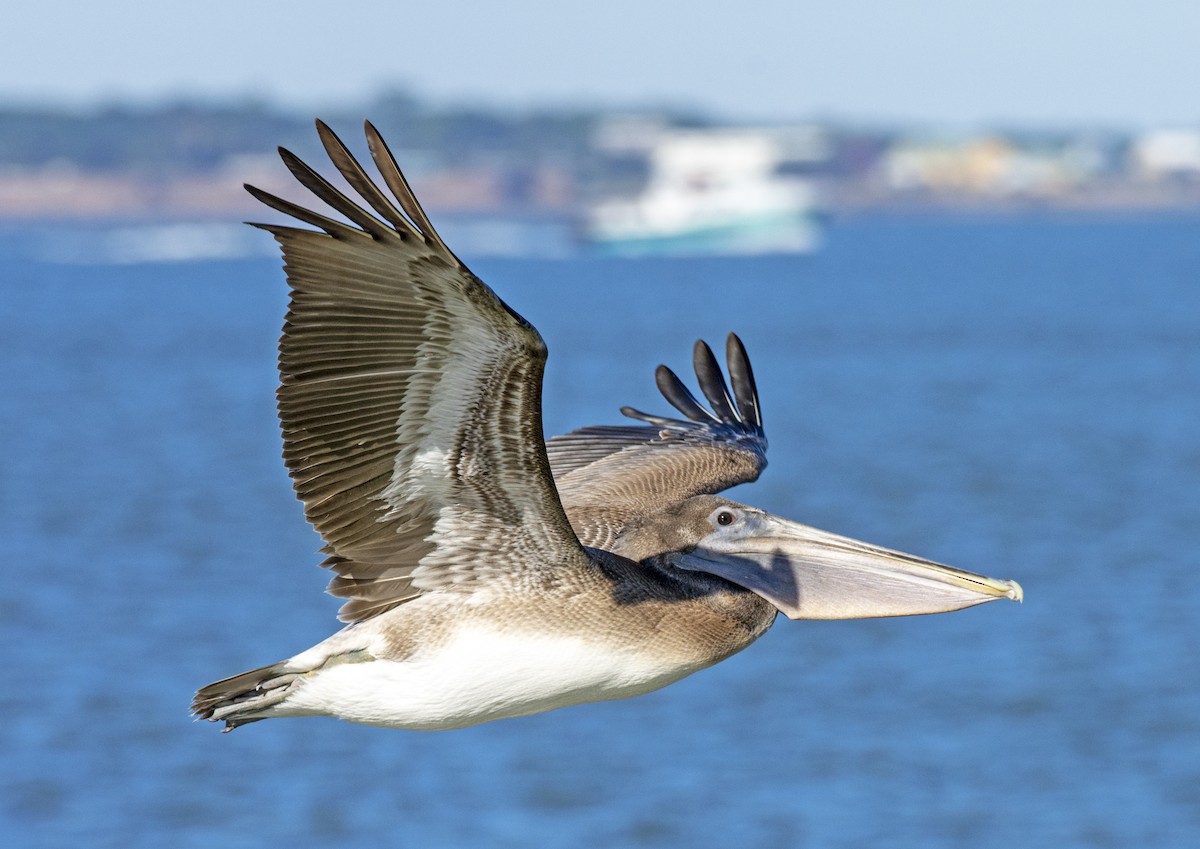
(588, 131), (819, 256)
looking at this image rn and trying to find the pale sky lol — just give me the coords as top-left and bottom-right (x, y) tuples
(4, 0), (1198, 129)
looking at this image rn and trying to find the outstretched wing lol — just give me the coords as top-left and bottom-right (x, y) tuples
(252, 120), (588, 623)
(547, 334), (768, 549)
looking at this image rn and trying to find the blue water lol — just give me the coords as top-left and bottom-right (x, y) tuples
(2, 213), (1198, 848)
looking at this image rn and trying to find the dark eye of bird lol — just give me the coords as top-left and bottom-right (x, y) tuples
(716, 511), (736, 526)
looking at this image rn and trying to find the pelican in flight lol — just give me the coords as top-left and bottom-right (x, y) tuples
(193, 121), (1022, 732)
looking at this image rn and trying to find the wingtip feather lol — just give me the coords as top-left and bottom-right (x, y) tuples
(656, 364), (719, 423)
(692, 340), (741, 425)
(725, 332), (764, 434)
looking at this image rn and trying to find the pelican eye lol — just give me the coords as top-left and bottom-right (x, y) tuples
(716, 510), (736, 526)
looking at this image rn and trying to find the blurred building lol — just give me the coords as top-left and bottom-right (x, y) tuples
(881, 135), (1100, 198)
(1131, 129), (1200, 180)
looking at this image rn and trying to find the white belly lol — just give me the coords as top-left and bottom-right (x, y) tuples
(279, 628), (701, 730)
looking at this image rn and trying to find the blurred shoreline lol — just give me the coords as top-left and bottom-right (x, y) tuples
(2, 93), (1198, 223)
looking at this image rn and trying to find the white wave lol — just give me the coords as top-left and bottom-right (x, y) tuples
(39, 222), (275, 265)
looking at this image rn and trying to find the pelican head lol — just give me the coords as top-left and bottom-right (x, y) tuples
(615, 495), (1022, 620)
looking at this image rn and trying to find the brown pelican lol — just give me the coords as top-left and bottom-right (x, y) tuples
(192, 121), (1022, 732)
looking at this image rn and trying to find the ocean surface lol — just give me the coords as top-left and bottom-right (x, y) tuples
(2, 212), (1197, 848)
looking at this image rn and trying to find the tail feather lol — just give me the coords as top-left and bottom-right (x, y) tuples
(192, 661), (298, 732)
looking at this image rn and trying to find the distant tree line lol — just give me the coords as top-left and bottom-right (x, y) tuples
(0, 89), (689, 180)
(0, 101), (302, 175)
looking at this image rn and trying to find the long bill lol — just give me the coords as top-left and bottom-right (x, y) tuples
(672, 513), (1023, 620)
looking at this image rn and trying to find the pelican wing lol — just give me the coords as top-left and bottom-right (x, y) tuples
(252, 120), (587, 623)
(547, 335), (768, 548)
